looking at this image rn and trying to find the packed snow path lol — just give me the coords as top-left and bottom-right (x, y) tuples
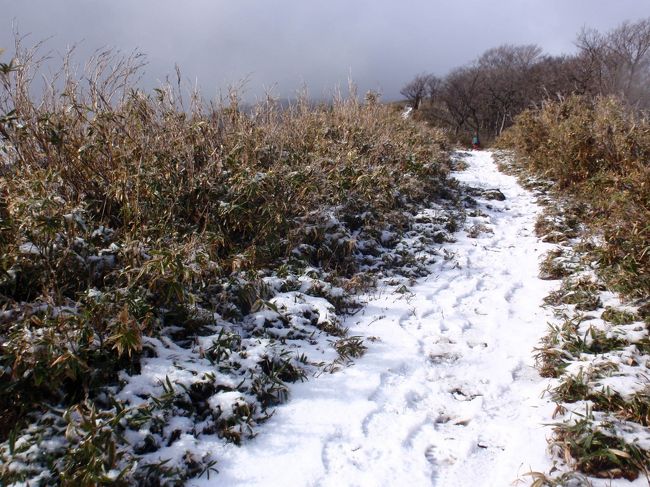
(195, 151), (560, 486)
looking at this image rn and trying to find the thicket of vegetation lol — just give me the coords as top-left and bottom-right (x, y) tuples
(500, 95), (650, 300)
(0, 42), (453, 484)
(402, 17), (650, 142)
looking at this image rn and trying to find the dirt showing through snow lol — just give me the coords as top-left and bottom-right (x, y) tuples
(194, 151), (561, 486)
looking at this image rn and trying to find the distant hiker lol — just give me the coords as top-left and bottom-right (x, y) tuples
(472, 134), (481, 150)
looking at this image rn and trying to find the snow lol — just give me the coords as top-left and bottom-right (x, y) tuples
(271, 292), (338, 328)
(208, 392), (248, 419)
(190, 150), (569, 486)
(19, 242), (40, 255)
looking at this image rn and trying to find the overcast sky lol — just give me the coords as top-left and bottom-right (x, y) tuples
(1, 0), (649, 101)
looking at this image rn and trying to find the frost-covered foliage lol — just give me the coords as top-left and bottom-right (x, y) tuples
(0, 44), (459, 484)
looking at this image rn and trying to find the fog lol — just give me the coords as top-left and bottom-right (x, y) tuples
(1, 0), (649, 101)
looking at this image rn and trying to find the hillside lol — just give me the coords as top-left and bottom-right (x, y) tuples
(1, 41), (649, 486)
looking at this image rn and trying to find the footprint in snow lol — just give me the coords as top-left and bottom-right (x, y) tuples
(425, 444), (457, 466)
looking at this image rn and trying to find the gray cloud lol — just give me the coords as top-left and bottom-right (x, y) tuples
(1, 0), (648, 101)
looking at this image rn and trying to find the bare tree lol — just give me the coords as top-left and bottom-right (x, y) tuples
(400, 73), (433, 109)
(576, 18), (650, 106)
(477, 44), (543, 135)
(439, 66), (485, 136)
(425, 75), (441, 102)
(607, 18), (650, 105)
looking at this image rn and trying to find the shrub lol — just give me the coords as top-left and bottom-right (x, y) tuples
(0, 43), (452, 483)
(500, 95), (650, 299)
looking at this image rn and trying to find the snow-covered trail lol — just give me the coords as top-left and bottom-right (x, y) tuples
(194, 151), (559, 486)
